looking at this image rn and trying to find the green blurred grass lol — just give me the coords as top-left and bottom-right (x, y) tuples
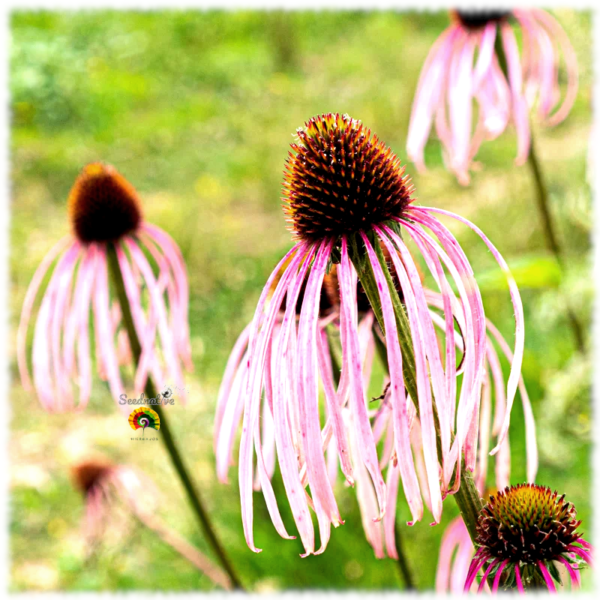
(9, 9), (593, 591)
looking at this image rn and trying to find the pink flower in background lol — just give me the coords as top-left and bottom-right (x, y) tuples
(71, 459), (231, 589)
(218, 113), (524, 557)
(407, 9), (578, 184)
(17, 163), (192, 412)
(464, 484), (593, 593)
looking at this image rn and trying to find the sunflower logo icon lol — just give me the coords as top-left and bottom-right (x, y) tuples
(128, 407), (160, 436)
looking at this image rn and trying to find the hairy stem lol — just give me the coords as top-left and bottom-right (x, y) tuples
(107, 243), (245, 591)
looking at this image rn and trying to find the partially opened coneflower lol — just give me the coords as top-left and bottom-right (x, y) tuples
(71, 459), (232, 590)
(17, 162), (192, 411)
(230, 113), (524, 556)
(464, 484), (593, 593)
(407, 9), (578, 184)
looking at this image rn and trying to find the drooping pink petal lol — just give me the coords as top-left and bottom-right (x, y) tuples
(297, 239), (342, 553)
(417, 206), (525, 460)
(239, 242), (307, 553)
(501, 21), (531, 165)
(18, 236), (72, 392)
(558, 556), (580, 589)
(526, 8), (579, 126)
(538, 560), (557, 592)
(338, 238), (387, 523)
(407, 25), (461, 172)
(348, 236), (422, 524)
(92, 246), (126, 408)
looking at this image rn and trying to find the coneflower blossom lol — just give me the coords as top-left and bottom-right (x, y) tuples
(71, 459), (231, 589)
(407, 9), (578, 184)
(465, 484), (593, 593)
(222, 113), (524, 556)
(17, 163), (192, 412)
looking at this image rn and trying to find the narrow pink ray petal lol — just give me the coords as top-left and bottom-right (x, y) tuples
(381, 225), (451, 470)
(316, 327), (354, 484)
(558, 556), (580, 589)
(346, 410), (384, 559)
(383, 461), (401, 559)
(141, 223), (193, 368)
(338, 237), (387, 521)
(74, 247), (97, 410)
(478, 558), (499, 592)
(476, 375), (492, 494)
(126, 238), (185, 396)
(18, 236), (72, 391)
(115, 243), (164, 396)
(448, 32), (476, 183)
(501, 21), (531, 165)
(215, 350), (248, 483)
(418, 207), (524, 459)
(92, 246), (126, 408)
(214, 323), (251, 450)
(538, 561), (557, 592)
(348, 237), (421, 524)
(407, 25), (461, 171)
(528, 8), (579, 126)
(473, 22), (497, 89)
(271, 246), (317, 555)
(239, 242), (308, 553)
(492, 559), (509, 592)
(297, 239), (342, 553)
(568, 545), (593, 566)
(378, 228), (442, 523)
(515, 563), (525, 593)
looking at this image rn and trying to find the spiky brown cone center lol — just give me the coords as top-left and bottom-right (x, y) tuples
(71, 460), (113, 494)
(68, 163), (142, 243)
(283, 113), (413, 242)
(475, 484), (582, 564)
(454, 9), (512, 29)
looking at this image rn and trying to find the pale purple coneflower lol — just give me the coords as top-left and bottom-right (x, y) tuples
(17, 163), (192, 412)
(464, 484), (593, 593)
(220, 113), (524, 556)
(71, 459), (232, 590)
(407, 9), (578, 185)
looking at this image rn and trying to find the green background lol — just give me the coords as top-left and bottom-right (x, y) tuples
(10, 9), (593, 591)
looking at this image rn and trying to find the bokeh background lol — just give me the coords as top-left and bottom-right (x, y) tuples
(9, 9), (593, 591)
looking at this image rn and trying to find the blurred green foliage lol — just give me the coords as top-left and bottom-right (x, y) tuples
(10, 9), (592, 592)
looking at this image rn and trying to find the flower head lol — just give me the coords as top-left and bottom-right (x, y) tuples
(18, 163), (192, 412)
(407, 9), (578, 184)
(71, 458), (231, 589)
(220, 114), (525, 556)
(284, 114), (413, 240)
(465, 484), (593, 592)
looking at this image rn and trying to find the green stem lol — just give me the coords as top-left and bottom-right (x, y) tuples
(348, 234), (484, 544)
(527, 135), (585, 353)
(393, 519), (417, 590)
(106, 243), (245, 591)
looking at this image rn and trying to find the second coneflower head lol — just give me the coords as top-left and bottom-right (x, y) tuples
(18, 163), (192, 412)
(465, 484), (593, 593)
(224, 113), (524, 557)
(407, 8), (578, 184)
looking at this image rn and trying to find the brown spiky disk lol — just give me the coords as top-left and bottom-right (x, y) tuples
(68, 163), (142, 243)
(475, 484), (582, 564)
(453, 9), (511, 29)
(71, 460), (113, 494)
(283, 114), (414, 242)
